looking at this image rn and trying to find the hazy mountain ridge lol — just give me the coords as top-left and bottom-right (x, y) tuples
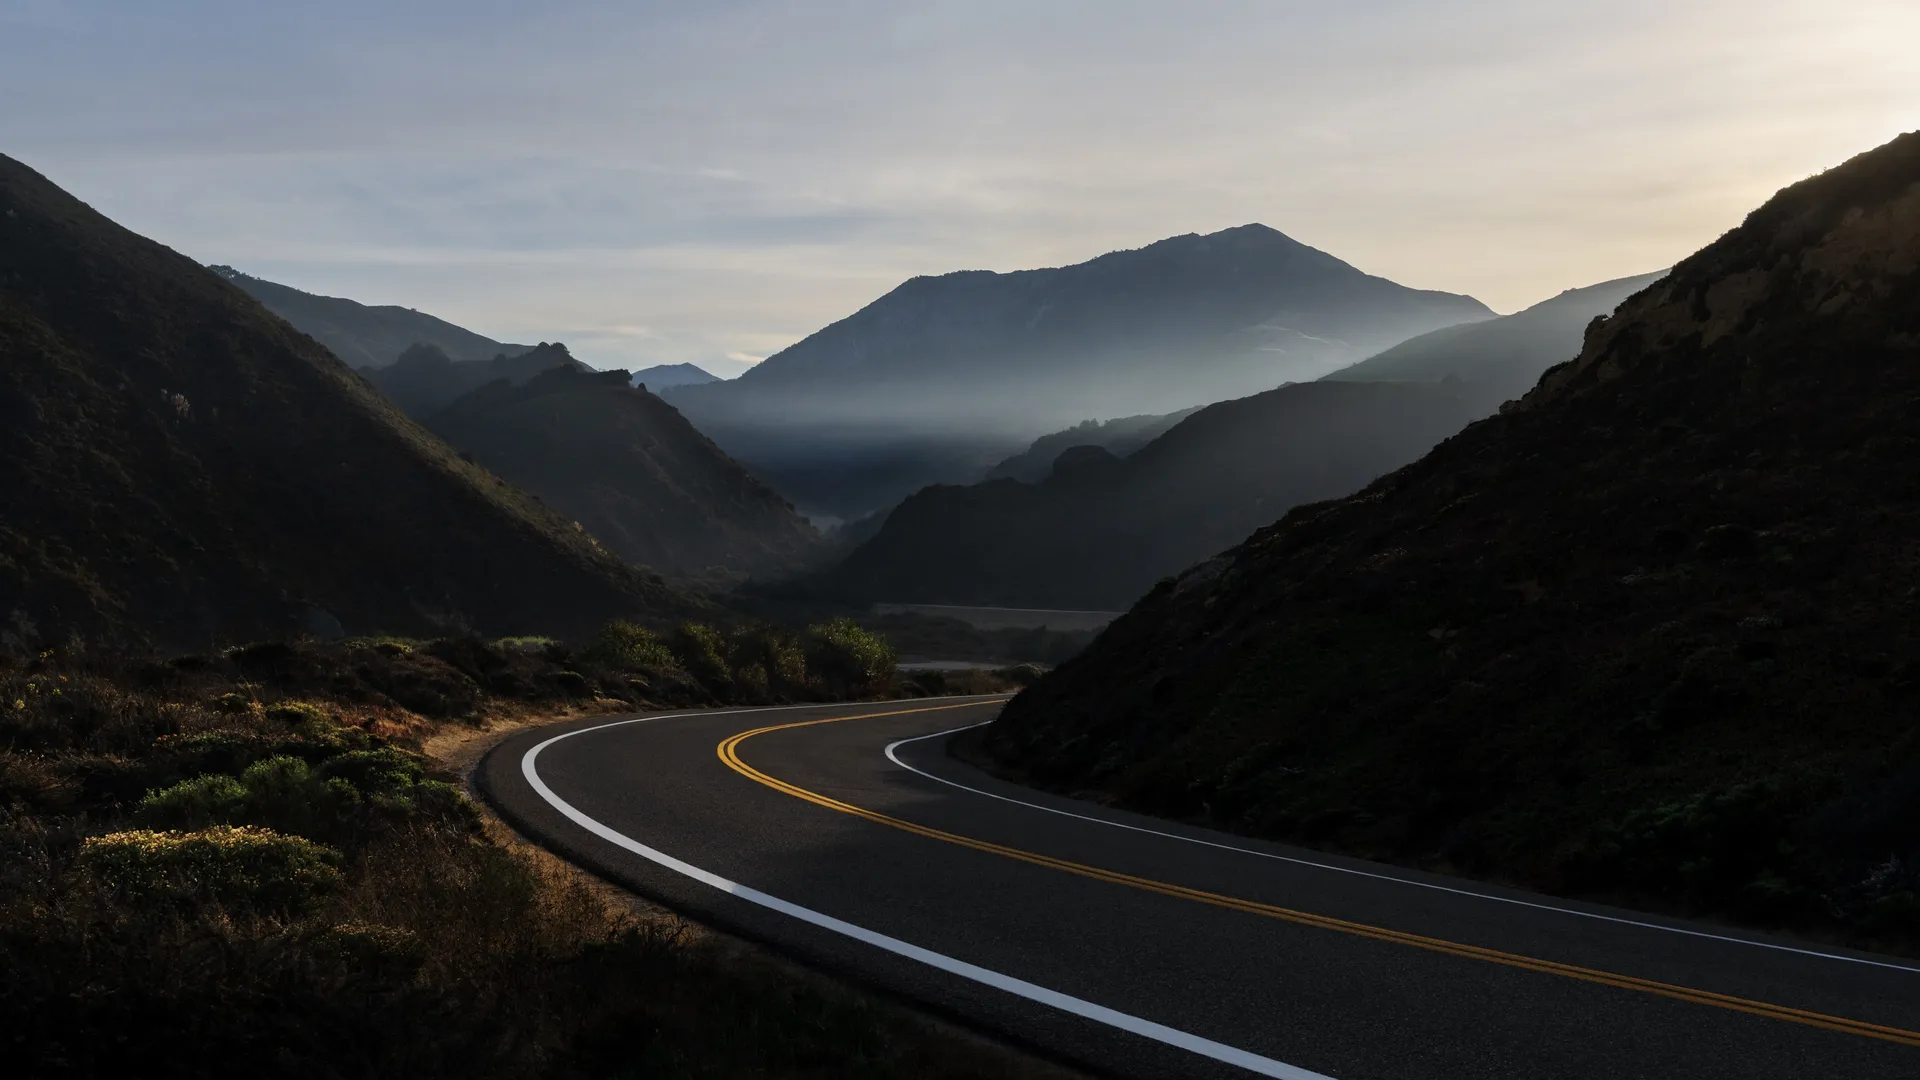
(0, 154), (695, 647)
(1322, 270), (1669, 412)
(673, 223), (1492, 424)
(632, 362), (721, 390)
(666, 224), (1493, 517)
(821, 381), (1479, 609)
(984, 132), (1920, 944)
(365, 340), (587, 419)
(212, 266), (531, 369)
(983, 408), (1201, 483)
(426, 365), (822, 578)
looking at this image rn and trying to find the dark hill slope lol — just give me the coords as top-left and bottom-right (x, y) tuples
(984, 133), (1920, 945)
(212, 266), (530, 368)
(427, 367), (821, 577)
(1322, 270), (1668, 413)
(824, 381), (1478, 609)
(0, 154), (693, 648)
(366, 340), (586, 419)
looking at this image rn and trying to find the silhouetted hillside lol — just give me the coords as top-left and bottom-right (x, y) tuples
(666, 225), (1492, 517)
(427, 367), (821, 577)
(212, 266), (530, 368)
(983, 408), (1200, 483)
(0, 154), (695, 648)
(823, 381), (1478, 609)
(986, 133), (1920, 948)
(1323, 270), (1668, 412)
(365, 340), (586, 418)
(632, 362), (721, 390)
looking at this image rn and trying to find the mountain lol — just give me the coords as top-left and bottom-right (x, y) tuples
(982, 408), (1201, 483)
(672, 224), (1493, 426)
(364, 340), (586, 419)
(983, 133), (1920, 944)
(664, 225), (1493, 518)
(820, 381), (1479, 609)
(211, 266), (531, 368)
(426, 366), (821, 578)
(1322, 270), (1669, 412)
(632, 362), (721, 391)
(0, 153), (695, 648)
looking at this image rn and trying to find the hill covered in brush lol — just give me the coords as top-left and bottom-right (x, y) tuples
(427, 366), (821, 578)
(212, 266), (530, 369)
(984, 132), (1920, 948)
(0, 153), (694, 648)
(822, 381), (1478, 609)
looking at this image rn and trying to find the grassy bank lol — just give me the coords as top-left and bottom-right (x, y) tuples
(0, 631), (1055, 1079)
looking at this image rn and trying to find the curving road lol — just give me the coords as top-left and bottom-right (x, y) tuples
(480, 696), (1920, 1080)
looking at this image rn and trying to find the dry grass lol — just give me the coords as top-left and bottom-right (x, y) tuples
(0, 643), (1080, 1080)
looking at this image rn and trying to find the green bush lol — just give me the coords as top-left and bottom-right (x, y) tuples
(79, 825), (343, 912)
(671, 623), (732, 690)
(728, 625), (807, 697)
(135, 771), (250, 827)
(584, 621), (676, 671)
(805, 618), (897, 698)
(138, 748), (470, 839)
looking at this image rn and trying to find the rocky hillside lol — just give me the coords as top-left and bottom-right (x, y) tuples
(823, 381), (1477, 609)
(0, 154), (694, 648)
(212, 266), (530, 368)
(984, 133), (1920, 947)
(1323, 270), (1668, 413)
(427, 367), (821, 578)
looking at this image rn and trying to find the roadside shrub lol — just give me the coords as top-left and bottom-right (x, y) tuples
(671, 623), (732, 690)
(728, 625), (807, 698)
(805, 618), (897, 698)
(584, 621), (676, 671)
(79, 825), (343, 912)
(138, 748), (469, 839)
(998, 663), (1046, 687)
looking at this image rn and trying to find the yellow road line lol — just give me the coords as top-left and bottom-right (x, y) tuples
(718, 706), (1920, 1050)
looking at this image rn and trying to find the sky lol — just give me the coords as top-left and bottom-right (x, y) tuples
(3, 1), (1917, 378)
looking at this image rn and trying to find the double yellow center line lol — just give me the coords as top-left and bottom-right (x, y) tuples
(718, 702), (1920, 1049)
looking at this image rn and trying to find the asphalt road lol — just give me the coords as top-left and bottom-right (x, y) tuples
(480, 696), (1920, 1079)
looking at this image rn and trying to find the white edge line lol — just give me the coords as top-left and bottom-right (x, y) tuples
(887, 722), (1920, 976)
(519, 700), (1331, 1080)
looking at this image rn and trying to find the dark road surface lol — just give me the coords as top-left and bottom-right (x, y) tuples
(479, 697), (1920, 1079)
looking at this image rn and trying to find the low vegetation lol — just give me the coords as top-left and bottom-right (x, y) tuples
(0, 631), (1050, 1079)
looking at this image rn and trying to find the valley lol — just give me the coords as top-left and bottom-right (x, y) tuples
(3, 22), (1915, 1074)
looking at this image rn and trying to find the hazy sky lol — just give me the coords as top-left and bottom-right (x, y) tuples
(3, 1), (1916, 376)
